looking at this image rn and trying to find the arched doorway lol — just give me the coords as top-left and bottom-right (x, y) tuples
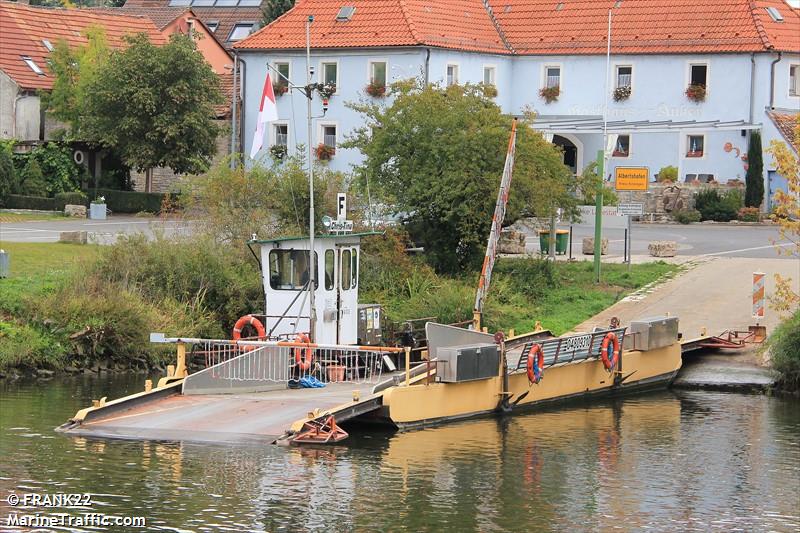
(552, 134), (583, 175)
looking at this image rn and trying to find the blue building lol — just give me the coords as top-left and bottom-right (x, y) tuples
(233, 0), (800, 207)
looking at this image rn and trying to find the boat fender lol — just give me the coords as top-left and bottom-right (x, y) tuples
(294, 333), (314, 371)
(232, 314), (266, 351)
(527, 343), (545, 384)
(601, 332), (620, 371)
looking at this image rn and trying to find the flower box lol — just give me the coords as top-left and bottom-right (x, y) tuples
(539, 85), (560, 104)
(273, 83), (289, 97)
(686, 150), (704, 158)
(365, 82), (386, 97)
(316, 144), (335, 161)
(685, 84), (706, 102)
(613, 85), (631, 102)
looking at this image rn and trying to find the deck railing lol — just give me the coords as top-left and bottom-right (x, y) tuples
(513, 327), (627, 371)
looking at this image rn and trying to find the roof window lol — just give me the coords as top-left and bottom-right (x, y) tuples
(42, 39), (54, 52)
(206, 21), (219, 32)
(228, 23), (255, 41)
(21, 56), (44, 75)
(765, 6), (784, 21)
(555, 2), (564, 11)
(336, 6), (356, 21)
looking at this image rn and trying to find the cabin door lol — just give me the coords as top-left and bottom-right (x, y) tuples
(336, 246), (358, 344)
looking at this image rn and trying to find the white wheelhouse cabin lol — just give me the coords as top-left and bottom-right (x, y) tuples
(248, 232), (381, 346)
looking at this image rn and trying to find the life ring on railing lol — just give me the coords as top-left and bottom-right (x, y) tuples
(600, 332), (620, 371)
(232, 314), (266, 352)
(527, 343), (545, 384)
(293, 333), (314, 372)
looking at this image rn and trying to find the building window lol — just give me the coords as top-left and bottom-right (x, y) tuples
(21, 56), (44, 75)
(206, 21), (219, 33)
(689, 63), (707, 87)
(545, 66), (560, 88)
(790, 65), (799, 97)
(274, 124), (288, 147)
(321, 62), (338, 88)
(613, 135), (630, 157)
(322, 125), (337, 149)
(369, 61), (387, 86)
(446, 64), (459, 86)
(686, 135), (704, 158)
(274, 61), (290, 87)
(483, 66), (496, 86)
(228, 23), (254, 41)
(616, 65), (632, 89)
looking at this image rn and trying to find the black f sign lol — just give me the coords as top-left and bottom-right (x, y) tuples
(337, 193), (346, 221)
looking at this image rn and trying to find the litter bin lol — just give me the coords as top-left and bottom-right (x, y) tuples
(539, 230), (570, 255)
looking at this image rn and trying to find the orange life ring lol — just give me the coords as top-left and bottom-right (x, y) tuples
(232, 314), (266, 352)
(600, 332), (620, 370)
(293, 333), (314, 372)
(527, 343), (545, 384)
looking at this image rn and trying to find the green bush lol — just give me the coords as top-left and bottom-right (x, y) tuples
(769, 310), (800, 391)
(493, 258), (558, 298)
(19, 159), (48, 196)
(673, 209), (701, 224)
(657, 165), (678, 183)
(694, 188), (738, 222)
(0, 143), (17, 205)
(54, 191), (88, 211)
(89, 188), (176, 214)
(737, 206), (760, 222)
(0, 321), (68, 371)
(4, 194), (58, 211)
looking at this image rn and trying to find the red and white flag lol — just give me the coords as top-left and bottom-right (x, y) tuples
(250, 72), (279, 159)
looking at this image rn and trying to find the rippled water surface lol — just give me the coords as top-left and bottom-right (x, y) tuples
(1, 374), (799, 532)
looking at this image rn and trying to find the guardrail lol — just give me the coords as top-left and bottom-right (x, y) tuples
(513, 328), (627, 371)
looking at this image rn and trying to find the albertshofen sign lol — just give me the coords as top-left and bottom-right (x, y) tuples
(614, 167), (649, 192)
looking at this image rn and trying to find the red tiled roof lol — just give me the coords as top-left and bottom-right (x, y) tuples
(0, 1), (167, 90)
(214, 71), (235, 118)
(234, 0), (509, 53)
(769, 111), (799, 154)
(236, 0), (800, 55)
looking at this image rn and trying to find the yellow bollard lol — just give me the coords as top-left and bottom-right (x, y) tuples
(482, 327), (488, 333)
(352, 390), (360, 402)
(167, 364), (175, 377)
(144, 379), (152, 392)
(175, 342), (187, 378)
(509, 328), (515, 339)
(701, 326), (707, 337)
(405, 347), (411, 387)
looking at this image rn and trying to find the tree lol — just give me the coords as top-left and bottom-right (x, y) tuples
(745, 131), (764, 208)
(82, 33), (223, 181)
(346, 82), (577, 273)
(261, 0), (294, 25)
(767, 115), (800, 316)
(0, 142), (17, 204)
(45, 25), (110, 138)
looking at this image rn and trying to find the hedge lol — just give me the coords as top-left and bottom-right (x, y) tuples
(4, 195), (57, 211)
(54, 191), (89, 211)
(88, 188), (177, 214)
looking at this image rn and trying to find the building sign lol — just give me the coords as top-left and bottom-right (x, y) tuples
(617, 203), (644, 216)
(752, 272), (765, 320)
(615, 167), (649, 191)
(329, 220), (354, 232)
(337, 193), (347, 221)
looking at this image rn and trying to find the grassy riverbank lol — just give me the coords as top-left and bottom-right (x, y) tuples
(0, 238), (679, 375)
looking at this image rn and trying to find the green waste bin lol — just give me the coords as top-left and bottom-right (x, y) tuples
(539, 230), (570, 255)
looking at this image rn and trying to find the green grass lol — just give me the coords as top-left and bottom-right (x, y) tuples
(0, 211), (69, 223)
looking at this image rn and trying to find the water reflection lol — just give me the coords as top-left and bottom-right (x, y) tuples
(1, 376), (798, 532)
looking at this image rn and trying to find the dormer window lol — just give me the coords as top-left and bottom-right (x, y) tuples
(22, 56), (44, 75)
(336, 6), (356, 21)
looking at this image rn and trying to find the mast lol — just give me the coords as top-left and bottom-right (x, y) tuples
(473, 119), (518, 331)
(305, 15), (317, 341)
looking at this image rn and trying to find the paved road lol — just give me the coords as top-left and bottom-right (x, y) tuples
(0, 215), (191, 244)
(524, 222), (792, 259)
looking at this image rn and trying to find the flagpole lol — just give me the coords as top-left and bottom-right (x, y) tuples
(306, 15), (316, 342)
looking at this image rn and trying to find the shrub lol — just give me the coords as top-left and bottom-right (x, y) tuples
(539, 85), (560, 103)
(54, 191), (88, 211)
(88, 188), (176, 213)
(737, 206), (760, 222)
(0, 143), (16, 204)
(769, 310), (800, 391)
(673, 209), (701, 224)
(4, 194), (58, 211)
(0, 321), (68, 371)
(745, 131), (764, 208)
(694, 188), (737, 222)
(19, 159), (48, 196)
(656, 165), (678, 183)
(481, 84), (498, 98)
(493, 258), (558, 299)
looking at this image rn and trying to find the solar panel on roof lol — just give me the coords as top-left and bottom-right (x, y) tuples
(336, 6), (356, 21)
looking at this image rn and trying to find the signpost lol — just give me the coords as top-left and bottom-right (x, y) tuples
(752, 272), (765, 321)
(617, 203), (644, 216)
(614, 167), (649, 266)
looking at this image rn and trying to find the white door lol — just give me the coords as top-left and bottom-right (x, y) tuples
(337, 246), (358, 344)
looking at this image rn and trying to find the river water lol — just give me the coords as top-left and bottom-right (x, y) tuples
(1, 374), (798, 532)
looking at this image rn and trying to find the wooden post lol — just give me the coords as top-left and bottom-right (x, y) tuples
(175, 342), (187, 378)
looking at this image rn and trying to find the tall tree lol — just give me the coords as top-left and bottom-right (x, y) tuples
(346, 82), (577, 273)
(745, 131), (764, 208)
(261, 0), (294, 25)
(82, 33), (223, 181)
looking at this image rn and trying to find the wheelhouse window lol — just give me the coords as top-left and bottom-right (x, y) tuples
(228, 23), (254, 41)
(613, 135), (630, 157)
(370, 61), (387, 86)
(790, 65), (799, 97)
(268, 250), (317, 290)
(616, 65), (632, 89)
(686, 135), (705, 158)
(341, 249), (352, 290)
(324, 250), (335, 290)
(545, 66), (560, 88)
(351, 249), (358, 288)
(690, 64), (707, 87)
(446, 64), (459, 86)
(322, 62), (338, 87)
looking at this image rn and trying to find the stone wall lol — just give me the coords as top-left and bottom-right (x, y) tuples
(618, 181), (746, 219)
(131, 119), (231, 193)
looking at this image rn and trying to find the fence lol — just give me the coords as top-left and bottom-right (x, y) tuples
(513, 328), (627, 371)
(176, 338), (403, 395)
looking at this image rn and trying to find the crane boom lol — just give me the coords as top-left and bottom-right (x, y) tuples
(473, 119), (518, 330)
